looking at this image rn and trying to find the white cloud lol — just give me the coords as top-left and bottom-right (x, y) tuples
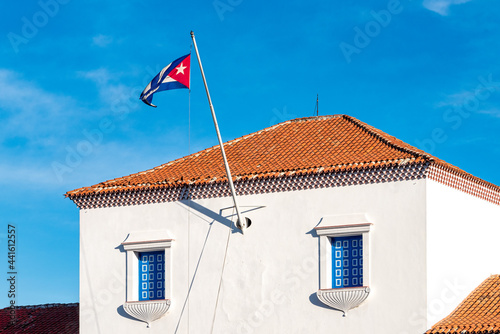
(78, 67), (111, 86)
(436, 90), (475, 107)
(434, 79), (500, 122)
(92, 34), (113, 47)
(0, 69), (91, 188)
(0, 69), (77, 144)
(477, 108), (500, 118)
(78, 68), (142, 113)
(0, 68), (168, 189)
(0, 162), (61, 188)
(0, 69), (67, 112)
(422, 0), (473, 15)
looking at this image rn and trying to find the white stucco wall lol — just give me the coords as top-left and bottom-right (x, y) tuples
(80, 179), (429, 334)
(426, 179), (500, 329)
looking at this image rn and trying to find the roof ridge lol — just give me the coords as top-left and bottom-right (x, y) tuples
(341, 115), (433, 161)
(338, 116), (500, 193)
(65, 114), (500, 201)
(426, 275), (500, 333)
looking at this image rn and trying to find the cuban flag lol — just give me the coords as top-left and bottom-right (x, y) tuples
(140, 54), (191, 107)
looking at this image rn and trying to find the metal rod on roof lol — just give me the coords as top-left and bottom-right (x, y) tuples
(316, 94), (319, 116)
(190, 31), (247, 233)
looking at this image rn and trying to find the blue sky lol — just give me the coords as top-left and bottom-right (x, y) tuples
(1, 0), (499, 307)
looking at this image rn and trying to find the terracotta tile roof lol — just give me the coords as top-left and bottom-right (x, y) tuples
(426, 275), (500, 334)
(0, 303), (78, 333)
(65, 114), (500, 199)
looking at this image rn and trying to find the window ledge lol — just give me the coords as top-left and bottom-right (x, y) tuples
(317, 287), (370, 315)
(123, 299), (171, 327)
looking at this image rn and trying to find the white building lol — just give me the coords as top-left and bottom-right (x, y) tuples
(67, 115), (500, 333)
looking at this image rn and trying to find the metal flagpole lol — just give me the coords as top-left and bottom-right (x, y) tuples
(190, 31), (247, 233)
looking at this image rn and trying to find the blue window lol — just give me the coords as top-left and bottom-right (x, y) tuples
(139, 251), (165, 300)
(331, 235), (363, 288)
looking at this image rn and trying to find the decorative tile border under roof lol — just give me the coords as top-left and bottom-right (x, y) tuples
(426, 275), (500, 334)
(0, 303), (78, 333)
(66, 115), (500, 208)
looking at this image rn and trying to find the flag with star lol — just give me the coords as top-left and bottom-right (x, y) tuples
(140, 54), (191, 107)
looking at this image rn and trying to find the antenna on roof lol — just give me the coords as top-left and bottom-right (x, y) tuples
(314, 94), (319, 116)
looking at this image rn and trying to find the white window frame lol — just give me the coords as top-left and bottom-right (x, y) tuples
(315, 214), (372, 314)
(121, 231), (173, 302)
(121, 230), (173, 327)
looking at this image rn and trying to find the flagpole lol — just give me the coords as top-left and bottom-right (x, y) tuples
(190, 31), (247, 233)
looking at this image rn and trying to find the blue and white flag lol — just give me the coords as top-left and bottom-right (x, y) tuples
(140, 54), (191, 107)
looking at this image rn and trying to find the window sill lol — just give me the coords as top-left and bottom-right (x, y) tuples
(123, 299), (171, 327)
(316, 286), (370, 315)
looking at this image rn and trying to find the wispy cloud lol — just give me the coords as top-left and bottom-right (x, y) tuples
(422, 0), (473, 15)
(436, 90), (477, 108)
(0, 69), (77, 145)
(0, 163), (61, 188)
(0, 69), (93, 189)
(77, 68), (140, 112)
(0, 69), (144, 190)
(79, 67), (112, 86)
(92, 34), (113, 47)
(435, 74), (500, 111)
(0, 70), (69, 113)
(477, 108), (500, 118)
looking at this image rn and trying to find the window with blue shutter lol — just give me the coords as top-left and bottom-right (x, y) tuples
(139, 250), (165, 301)
(331, 235), (363, 288)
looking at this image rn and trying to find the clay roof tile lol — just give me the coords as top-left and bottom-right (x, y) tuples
(66, 114), (500, 199)
(0, 303), (78, 333)
(426, 275), (500, 334)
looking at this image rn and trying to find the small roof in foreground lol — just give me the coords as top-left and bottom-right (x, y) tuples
(66, 114), (499, 198)
(426, 275), (500, 334)
(0, 303), (78, 333)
